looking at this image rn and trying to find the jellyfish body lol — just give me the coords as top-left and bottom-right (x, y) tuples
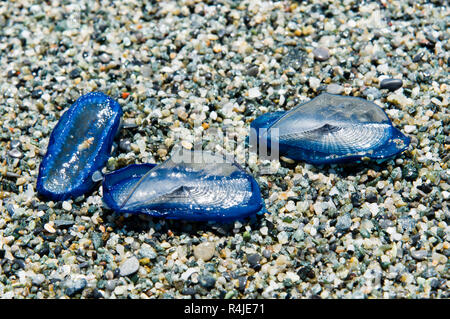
(251, 93), (410, 164)
(37, 92), (122, 200)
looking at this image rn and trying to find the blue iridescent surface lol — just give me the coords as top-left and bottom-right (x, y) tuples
(102, 151), (265, 222)
(251, 93), (410, 164)
(37, 92), (122, 201)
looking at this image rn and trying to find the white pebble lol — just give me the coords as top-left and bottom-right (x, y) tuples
(309, 77), (320, 90)
(248, 87), (261, 99)
(404, 125), (417, 134)
(62, 201), (72, 211)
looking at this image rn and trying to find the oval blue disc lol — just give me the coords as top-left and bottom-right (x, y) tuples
(102, 151), (265, 222)
(251, 93), (410, 164)
(37, 92), (122, 201)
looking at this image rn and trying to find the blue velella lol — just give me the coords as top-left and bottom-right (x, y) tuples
(251, 93), (410, 164)
(102, 151), (265, 221)
(37, 92), (123, 201)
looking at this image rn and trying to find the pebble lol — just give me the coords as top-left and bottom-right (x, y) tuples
(412, 51), (425, 63)
(119, 139), (132, 152)
(8, 149), (23, 158)
(69, 69), (81, 79)
(0, 0), (447, 300)
(312, 47), (330, 61)
(32, 274), (46, 286)
(62, 201), (72, 211)
(246, 64), (259, 76)
(119, 256), (140, 276)
(65, 278), (87, 297)
(247, 87), (262, 99)
(404, 125), (416, 134)
(10, 140), (21, 149)
(193, 242), (215, 261)
(411, 250), (428, 261)
(247, 253), (261, 266)
(326, 83), (344, 95)
(91, 170), (104, 183)
(44, 222), (56, 234)
(309, 77), (320, 90)
(199, 274), (216, 289)
(336, 214), (352, 232)
(380, 78), (403, 91)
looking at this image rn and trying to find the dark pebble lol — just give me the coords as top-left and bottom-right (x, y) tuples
(412, 51), (425, 63)
(7, 70), (17, 78)
(69, 69), (81, 79)
(91, 170), (104, 183)
(53, 219), (75, 229)
(417, 184), (433, 194)
(297, 266), (315, 280)
(380, 78), (403, 91)
(31, 89), (43, 99)
(312, 47), (330, 62)
(199, 274), (216, 289)
(246, 64), (259, 77)
(10, 140), (21, 149)
(351, 192), (362, 207)
(247, 253), (261, 266)
(238, 276), (247, 292)
(181, 287), (196, 295)
(119, 139), (132, 152)
(365, 191), (378, 203)
(402, 164), (419, 181)
(65, 278), (87, 297)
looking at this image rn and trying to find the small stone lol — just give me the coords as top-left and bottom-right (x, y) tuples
(365, 191), (378, 203)
(54, 219), (75, 228)
(380, 78), (403, 91)
(10, 140), (21, 149)
(404, 125), (416, 134)
(119, 256), (140, 276)
(336, 213), (352, 232)
(65, 278), (87, 297)
(105, 280), (117, 291)
(69, 69), (81, 79)
(246, 64), (259, 76)
(44, 222), (56, 233)
(247, 253), (261, 266)
(62, 201), (72, 211)
(247, 87), (261, 99)
(309, 77), (320, 90)
(31, 89), (43, 99)
(402, 164), (419, 181)
(138, 245), (157, 260)
(99, 53), (111, 63)
(412, 52), (424, 63)
(8, 149), (23, 158)
(32, 274), (46, 286)
(91, 170), (103, 183)
(411, 250), (428, 261)
(193, 242), (215, 261)
(363, 87), (382, 99)
(238, 276), (247, 292)
(119, 139), (132, 152)
(262, 249), (271, 259)
(199, 274), (216, 289)
(313, 47), (330, 61)
(326, 83), (344, 94)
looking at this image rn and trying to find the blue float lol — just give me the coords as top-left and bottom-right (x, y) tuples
(102, 151), (265, 222)
(37, 92), (122, 201)
(251, 93), (410, 164)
